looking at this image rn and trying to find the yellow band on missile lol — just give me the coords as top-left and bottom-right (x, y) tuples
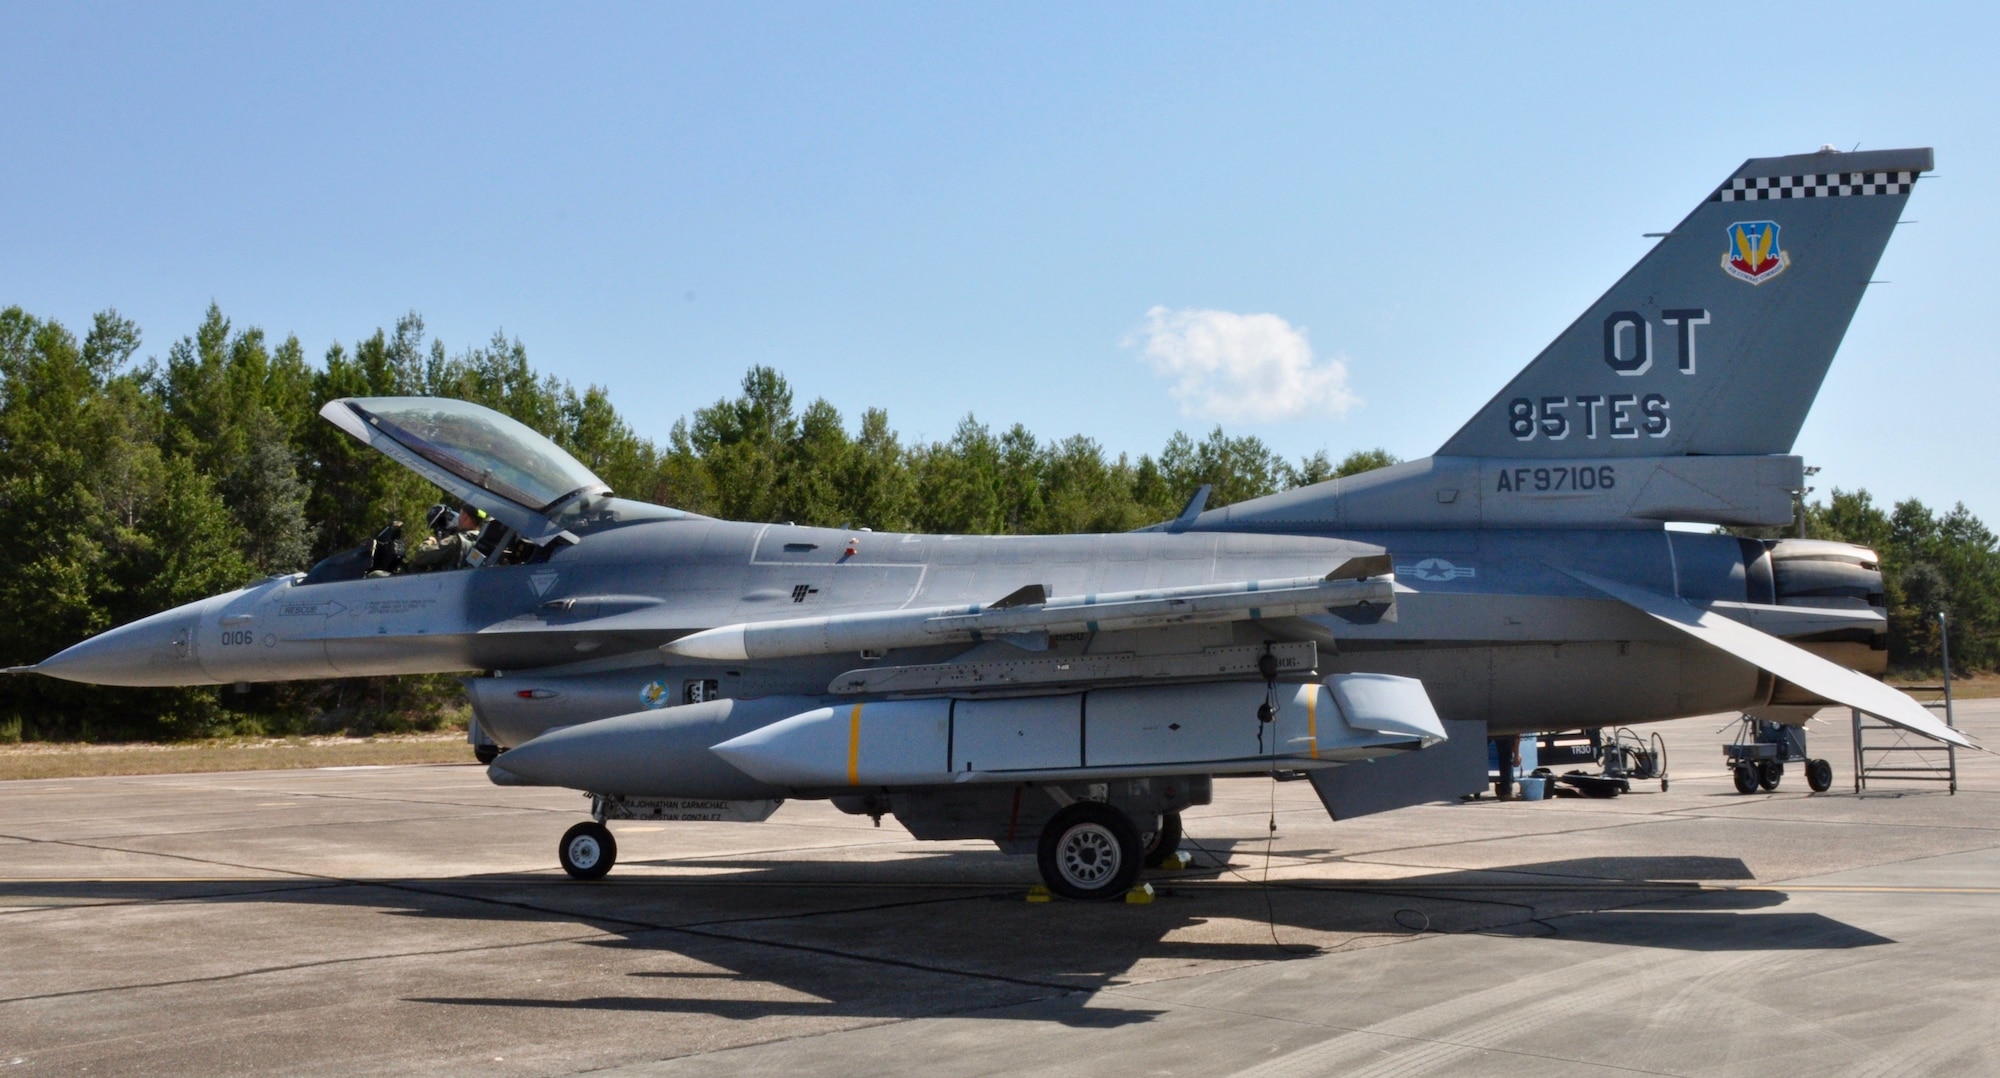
(847, 703), (863, 785)
(1307, 688), (1318, 760)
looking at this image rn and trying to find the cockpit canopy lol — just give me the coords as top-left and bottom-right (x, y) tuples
(298, 395), (691, 586)
(319, 395), (693, 551)
(340, 397), (607, 513)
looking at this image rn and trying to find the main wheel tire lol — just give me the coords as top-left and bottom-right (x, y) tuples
(1733, 764), (1760, 794)
(1806, 758), (1834, 793)
(559, 821), (617, 881)
(1142, 810), (1183, 869)
(1037, 802), (1143, 901)
(1758, 759), (1784, 791)
(473, 743), (501, 765)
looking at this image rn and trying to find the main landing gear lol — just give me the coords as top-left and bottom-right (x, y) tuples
(1036, 805), (1184, 900)
(1038, 803), (1145, 901)
(1143, 810), (1184, 869)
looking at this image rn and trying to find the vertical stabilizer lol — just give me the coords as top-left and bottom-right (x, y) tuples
(1438, 147), (1929, 459)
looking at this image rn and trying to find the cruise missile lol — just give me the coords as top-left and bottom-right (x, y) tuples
(708, 673), (1447, 788)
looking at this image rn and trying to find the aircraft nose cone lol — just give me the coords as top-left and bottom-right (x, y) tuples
(35, 602), (211, 687)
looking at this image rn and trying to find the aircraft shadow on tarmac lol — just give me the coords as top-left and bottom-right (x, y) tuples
(6, 851), (1891, 1028)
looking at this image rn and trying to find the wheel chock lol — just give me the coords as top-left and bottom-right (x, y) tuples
(1124, 883), (1156, 904)
(1026, 884), (1053, 903)
(1157, 851), (1193, 871)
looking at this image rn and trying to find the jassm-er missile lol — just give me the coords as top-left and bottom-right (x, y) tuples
(709, 673), (1446, 788)
(490, 672), (1447, 795)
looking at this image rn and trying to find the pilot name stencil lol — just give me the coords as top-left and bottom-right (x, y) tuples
(362, 598), (437, 616)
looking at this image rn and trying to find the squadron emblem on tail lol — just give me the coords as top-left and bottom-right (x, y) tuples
(1722, 220), (1789, 285)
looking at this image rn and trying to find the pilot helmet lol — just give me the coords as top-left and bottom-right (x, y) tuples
(425, 503), (455, 535)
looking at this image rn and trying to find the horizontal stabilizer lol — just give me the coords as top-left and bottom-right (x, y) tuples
(1566, 570), (1972, 748)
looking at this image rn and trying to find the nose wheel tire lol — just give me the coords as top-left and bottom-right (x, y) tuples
(1037, 802), (1143, 901)
(559, 821), (617, 881)
(1142, 810), (1183, 869)
(1806, 758), (1834, 793)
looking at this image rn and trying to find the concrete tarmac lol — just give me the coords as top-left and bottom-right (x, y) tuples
(2, 706), (1995, 1076)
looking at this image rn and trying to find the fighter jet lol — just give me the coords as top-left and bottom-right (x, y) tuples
(17, 146), (1967, 900)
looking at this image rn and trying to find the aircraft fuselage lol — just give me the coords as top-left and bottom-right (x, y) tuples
(42, 515), (1868, 745)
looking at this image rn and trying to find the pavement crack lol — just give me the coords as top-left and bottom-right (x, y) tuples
(0, 930), (618, 1006)
(1096, 982), (1695, 1077)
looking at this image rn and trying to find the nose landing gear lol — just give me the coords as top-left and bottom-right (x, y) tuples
(558, 821), (617, 880)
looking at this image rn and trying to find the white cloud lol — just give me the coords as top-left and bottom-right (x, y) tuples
(1127, 306), (1358, 422)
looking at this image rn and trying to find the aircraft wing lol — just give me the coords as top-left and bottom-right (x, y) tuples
(1566, 569), (1973, 749)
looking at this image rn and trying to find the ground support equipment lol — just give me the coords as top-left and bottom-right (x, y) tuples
(1725, 718), (1832, 794)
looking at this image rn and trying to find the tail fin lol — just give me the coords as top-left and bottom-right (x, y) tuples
(1438, 147), (1930, 459)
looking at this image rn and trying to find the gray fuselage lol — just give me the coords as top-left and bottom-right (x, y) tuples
(60, 513), (1824, 748)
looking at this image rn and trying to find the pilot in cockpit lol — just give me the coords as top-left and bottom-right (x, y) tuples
(408, 504), (485, 572)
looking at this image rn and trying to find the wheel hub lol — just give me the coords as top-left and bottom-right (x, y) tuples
(1056, 822), (1121, 887)
(567, 835), (602, 869)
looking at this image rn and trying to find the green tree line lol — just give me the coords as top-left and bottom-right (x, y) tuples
(0, 305), (1394, 742)
(1787, 491), (2000, 674)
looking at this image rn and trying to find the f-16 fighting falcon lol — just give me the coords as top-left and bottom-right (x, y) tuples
(14, 146), (1968, 900)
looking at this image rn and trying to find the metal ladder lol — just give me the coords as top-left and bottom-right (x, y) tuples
(1851, 612), (1958, 794)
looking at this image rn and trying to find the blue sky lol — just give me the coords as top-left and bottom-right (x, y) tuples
(4, 3), (1994, 521)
